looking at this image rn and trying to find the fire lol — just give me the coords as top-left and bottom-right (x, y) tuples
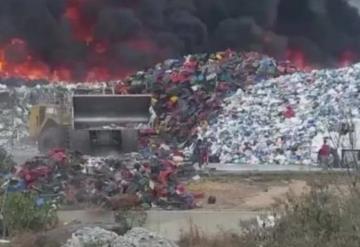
(0, 1), (155, 82)
(0, 38), (65, 81)
(65, 0), (95, 44)
(338, 50), (357, 67)
(286, 49), (306, 68)
(0, 50), (4, 72)
(0, 37), (136, 82)
(127, 39), (158, 53)
(285, 49), (313, 71)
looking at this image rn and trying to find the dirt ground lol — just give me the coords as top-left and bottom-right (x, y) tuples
(188, 175), (311, 211)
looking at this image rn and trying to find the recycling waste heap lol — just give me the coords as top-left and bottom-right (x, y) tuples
(200, 64), (360, 165)
(3, 49), (359, 169)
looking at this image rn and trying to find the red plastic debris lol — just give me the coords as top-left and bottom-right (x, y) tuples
(283, 105), (295, 118)
(18, 165), (52, 187)
(48, 148), (67, 164)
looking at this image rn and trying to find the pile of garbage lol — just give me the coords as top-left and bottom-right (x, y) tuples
(124, 50), (296, 143)
(0, 85), (14, 146)
(0, 51), (297, 148)
(8, 147), (199, 210)
(63, 227), (178, 247)
(200, 63), (360, 165)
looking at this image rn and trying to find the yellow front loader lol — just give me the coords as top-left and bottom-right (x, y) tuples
(28, 104), (71, 153)
(28, 94), (152, 155)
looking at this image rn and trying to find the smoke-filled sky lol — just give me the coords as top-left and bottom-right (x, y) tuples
(0, 0), (360, 80)
(348, 0), (360, 12)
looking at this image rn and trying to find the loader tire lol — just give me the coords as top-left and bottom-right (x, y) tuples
(38, 127), (68, 154)
(121, 129), (139, 153)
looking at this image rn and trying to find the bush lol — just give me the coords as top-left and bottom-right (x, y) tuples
(114, 208), (147, 231)
(179, 178), (360, 247)
(0, 148), (15, 173)
(3, 192), (58, 235)
(254, 180), (360, 247)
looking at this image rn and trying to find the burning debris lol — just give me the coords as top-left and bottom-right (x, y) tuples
(0, 51), (295, 149)
(0, 0), (358, 81)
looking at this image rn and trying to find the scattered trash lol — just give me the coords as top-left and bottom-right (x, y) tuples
(8, 148), (198, 210)
(207, 196), (216, 204)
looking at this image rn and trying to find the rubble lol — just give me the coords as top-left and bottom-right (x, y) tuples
(63, 227), (178, 247)
(122, 227), (178, 247)
(62, 227), (118, 247)
(200, 63), (360, 165)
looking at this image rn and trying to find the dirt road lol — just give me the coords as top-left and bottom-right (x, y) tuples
(58, 174), (312, 240)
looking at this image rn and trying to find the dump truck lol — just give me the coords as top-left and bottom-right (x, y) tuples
(28, 94), (152, 155)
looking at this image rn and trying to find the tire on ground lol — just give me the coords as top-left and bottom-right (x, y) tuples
(121, 129), (139, 153)
(38, 127), (68, 154)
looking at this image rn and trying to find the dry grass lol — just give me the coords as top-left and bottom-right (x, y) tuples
(178, 222), (246, 247)
(180, 174), (360, 247)
(188, 174), (310, 210)
(11, 232), (60, 247)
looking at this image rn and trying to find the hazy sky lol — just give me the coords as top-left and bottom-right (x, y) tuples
(348, 0), (360, 13)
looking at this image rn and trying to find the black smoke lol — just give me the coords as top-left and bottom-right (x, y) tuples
(0, 0), (359, 80)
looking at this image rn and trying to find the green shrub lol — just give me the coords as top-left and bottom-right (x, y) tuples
(3, 192), (58, 235)
(0, 148), (15, 173)
(114, 208), (147, 231)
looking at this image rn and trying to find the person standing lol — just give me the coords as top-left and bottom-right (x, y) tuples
(200, 139), (210, 167)
(192, 139), (203, 167)
(318, 138), (331, 169)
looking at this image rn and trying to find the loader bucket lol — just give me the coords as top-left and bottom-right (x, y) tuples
(72, 94), (152, 129)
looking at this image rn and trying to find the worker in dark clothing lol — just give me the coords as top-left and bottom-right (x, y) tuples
(192, 139), (203, 167)
(200, 139), (210, 168)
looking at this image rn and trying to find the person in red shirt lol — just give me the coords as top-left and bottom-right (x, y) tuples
(318, 138), (331, 169)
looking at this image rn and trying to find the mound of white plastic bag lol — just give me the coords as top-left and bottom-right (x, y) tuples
(201, 64), (360, 165)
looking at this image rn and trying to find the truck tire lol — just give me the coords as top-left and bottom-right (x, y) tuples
(121, 129), (139, 153)
(38, 127), (68, 154)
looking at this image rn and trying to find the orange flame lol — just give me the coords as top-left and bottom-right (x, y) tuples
(285, 49), (313, 71)
(65, 0), (94, 44)
(338, 50), (357, 67)
(0, 1), (155, 82)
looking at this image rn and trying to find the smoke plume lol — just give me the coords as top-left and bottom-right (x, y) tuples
(0, 0), (359, 81)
